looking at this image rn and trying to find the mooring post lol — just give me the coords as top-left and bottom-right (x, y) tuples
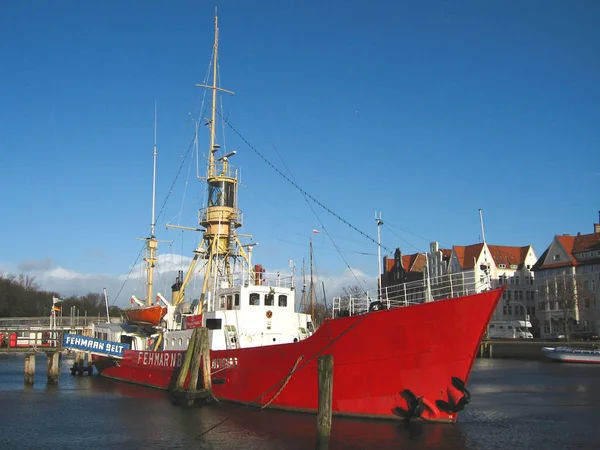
(199, 327), (212, 392)
(188, 328), (203, 392)
(316, 354), (334, 449)
(47, 351), (61, 384)
(175, 329), (197, 390)
(24, 352), (36, 385)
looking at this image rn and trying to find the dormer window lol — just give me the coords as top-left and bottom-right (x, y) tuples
(553, 254), (560, 261)
(499, 264), (506, 269)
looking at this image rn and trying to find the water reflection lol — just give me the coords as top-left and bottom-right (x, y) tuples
(1, 355), (600, 449)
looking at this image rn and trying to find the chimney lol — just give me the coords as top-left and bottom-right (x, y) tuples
(595, 224), (600, 234)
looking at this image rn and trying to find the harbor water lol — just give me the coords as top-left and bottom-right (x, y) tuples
(1, 353), (599, 449)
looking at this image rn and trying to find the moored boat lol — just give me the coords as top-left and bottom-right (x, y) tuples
(542, 346), (600, 364)
(81, 11), (505, 423)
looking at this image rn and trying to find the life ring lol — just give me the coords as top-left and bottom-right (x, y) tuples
(266, 310), (273, 319)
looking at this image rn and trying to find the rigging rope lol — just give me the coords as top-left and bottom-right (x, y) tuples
(214, 106), (378, 296)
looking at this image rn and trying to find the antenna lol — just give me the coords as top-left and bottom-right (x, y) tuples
(375, 211), (384, 299)
(151, 102), (158, 237)
(479, 209), (486, 244)
(479, 209), (491, 290)
(103, 288), (110, 323)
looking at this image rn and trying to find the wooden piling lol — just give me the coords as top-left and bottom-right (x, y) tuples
(188, 328), (203, 391)
(24, 352), (36, 385)
(170, 327), (212, 407)
(316, 354), (334, 449)
(199, 327), (212, 392)
(175, 329), (197, 390)
(47, 351), (61, 384)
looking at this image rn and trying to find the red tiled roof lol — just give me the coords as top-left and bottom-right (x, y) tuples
(402, 253), (427, 272)
(385, 258), (394, 272)
(488, 245), (531, 267)
(556, 235), (577, 264)
(572, 232), (600, 254)
(533, 231), (600, 271)
(453, 243), (484, 269)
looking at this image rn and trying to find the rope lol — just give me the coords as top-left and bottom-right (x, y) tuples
(195, 309), (373, 439)
(260, 355), (304, 409)
(215, 108), (393, 256)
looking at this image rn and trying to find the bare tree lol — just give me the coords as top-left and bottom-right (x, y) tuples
(547, 273), (586, 340)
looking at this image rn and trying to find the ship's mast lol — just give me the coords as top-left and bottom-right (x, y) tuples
(168, 11), (252, 310)
(144, 104), (159, 306)
(309, 238), (315, 322)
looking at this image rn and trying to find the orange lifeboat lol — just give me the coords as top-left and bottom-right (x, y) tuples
(122, 305), (167, 326)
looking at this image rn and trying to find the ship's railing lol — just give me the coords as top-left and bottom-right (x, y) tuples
(215, 270), (295, 290)
(332, 270), (479, 317)
(0, 316), (106, 330)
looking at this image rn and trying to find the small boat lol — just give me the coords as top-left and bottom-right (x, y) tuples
(542, 346), (600, 364)
(122, 304), (167, 327)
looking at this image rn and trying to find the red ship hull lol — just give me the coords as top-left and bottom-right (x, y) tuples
(94, 289), (502, 422)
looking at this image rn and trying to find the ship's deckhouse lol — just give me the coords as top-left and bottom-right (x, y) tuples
(198, 284), (313, 351)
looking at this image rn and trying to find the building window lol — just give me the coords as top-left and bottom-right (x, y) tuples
(234, 293), (240, 307)
(553, 254), (560, 261)
(219, 296), (226, 309)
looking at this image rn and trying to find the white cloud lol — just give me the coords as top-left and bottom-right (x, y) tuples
(1, 254), (377, 308)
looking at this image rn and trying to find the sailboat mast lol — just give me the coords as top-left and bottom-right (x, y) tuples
(144, 105), (159, 306)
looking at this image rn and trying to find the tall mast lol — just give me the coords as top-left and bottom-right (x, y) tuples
(168, 10), (249, 310)
(310, 238), (315, 322)
(376, 212), (384, 300)
(144, 104), (159, 306)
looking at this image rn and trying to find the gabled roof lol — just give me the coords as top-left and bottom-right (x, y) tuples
(488, 245), (531, 268)
(452, 243), (484, 269)
(572, 232), (600, 254)
(385, 258), (394, 273)
(532, 231), (600, 271)
(402, 253), (427, 273)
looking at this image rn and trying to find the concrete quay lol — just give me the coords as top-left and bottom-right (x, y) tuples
(478, 339), (599, 361)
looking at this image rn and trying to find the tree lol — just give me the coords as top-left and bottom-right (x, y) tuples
(547, 273), (582, 340)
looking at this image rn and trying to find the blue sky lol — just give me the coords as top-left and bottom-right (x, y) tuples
(1, 1), (598, 304)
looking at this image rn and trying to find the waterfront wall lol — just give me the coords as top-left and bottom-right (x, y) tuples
(478, 340), (599, 361)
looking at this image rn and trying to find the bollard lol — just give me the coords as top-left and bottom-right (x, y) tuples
(47, 351), (61, 384)
(24, 352), (36, 385)
(316, 354), (334, 449)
